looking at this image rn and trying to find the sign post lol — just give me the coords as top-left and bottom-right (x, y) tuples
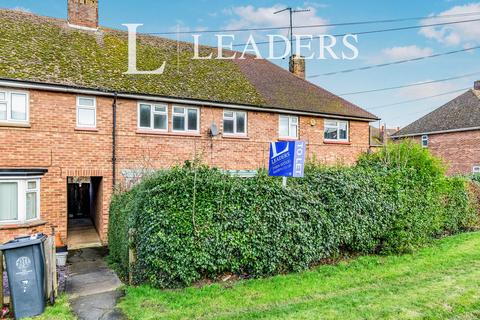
(268, 141), (306, 187)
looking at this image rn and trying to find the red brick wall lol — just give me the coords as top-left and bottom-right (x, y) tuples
(411, 131), (480, 175)
(0, 89), (371, 243)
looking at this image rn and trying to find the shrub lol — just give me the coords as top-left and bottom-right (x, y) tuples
(108, 141), (479, 288)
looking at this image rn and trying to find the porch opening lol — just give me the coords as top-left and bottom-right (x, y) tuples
(67, 176), (103, 249)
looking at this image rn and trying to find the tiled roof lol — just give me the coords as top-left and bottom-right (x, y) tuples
(0, 9), (377, 120)
(393, 89), (480, 137)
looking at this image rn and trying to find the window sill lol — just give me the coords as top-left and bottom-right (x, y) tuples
(323, 140), (351, 145)
(0, 122), (31, 128)
(136, 130), (201, 137)
(75, 127), (99, 132)
(278, 137), (299, 141)
(222, 134), (249, 140)
(0, 219), (47, 230)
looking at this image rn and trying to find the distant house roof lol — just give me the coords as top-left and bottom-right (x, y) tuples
(0, 9), (378, 121)
(392, 89), (480, 137)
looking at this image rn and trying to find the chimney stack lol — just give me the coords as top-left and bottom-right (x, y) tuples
(68, 0), (98, 30)
(289, 54), (305, 79)
(475, 80), (480, 91)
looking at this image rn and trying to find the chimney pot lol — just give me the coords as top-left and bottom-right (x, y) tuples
(475, 80), (480, 90)
(68, 0), (98, 30)
(289, 54), (305, 79)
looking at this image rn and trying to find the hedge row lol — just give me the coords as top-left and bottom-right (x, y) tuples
(108, 141), (479, 288)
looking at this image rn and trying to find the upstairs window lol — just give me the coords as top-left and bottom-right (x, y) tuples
(0, 178), (40, 223)
(279, 115), (298, 139)
(77, 96), (96, 128)
(138, 103), (168, 131)
(422, 135), (429, 148)
(223, 110), (247, 136)
(172, 106), (199, 133)
(0, 90), (29, 124)
(324, 120), (348, 141)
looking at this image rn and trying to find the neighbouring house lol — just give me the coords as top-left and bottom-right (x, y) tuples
(369, 125), (399, 147)
(0, 0), (378, 246)
(392, 80), (480, 175)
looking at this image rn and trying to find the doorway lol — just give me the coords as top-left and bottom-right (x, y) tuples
(67, 176), (103, 249)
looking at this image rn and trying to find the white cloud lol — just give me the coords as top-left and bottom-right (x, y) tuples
(419, 3), (480, 46)
(12, 6), (31, 13)
(396, 81), (457, 99)
(224, 4), (330, 36)
(381, 46), (433, 61)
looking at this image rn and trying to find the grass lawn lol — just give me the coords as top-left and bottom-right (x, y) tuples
(26, 295), (76, 320)
(118, 232), (480, 320)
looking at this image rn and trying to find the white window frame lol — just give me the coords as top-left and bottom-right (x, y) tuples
(0, 177), (41, 224)
(421, 135), (429, 148)
(172, 105), (200, 133)
(0, 89), (29, 124)
(76, 96), (97, 128)
(324, 119), (349, 142)
(473, 166), (480, 174)
(137, 102), (169, 131)
(279, 115), (299, 139)
(223, 110), (247, 136)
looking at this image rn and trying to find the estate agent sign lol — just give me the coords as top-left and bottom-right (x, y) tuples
(268, 141), (306, 178)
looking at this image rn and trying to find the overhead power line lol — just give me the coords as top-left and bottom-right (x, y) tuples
(367, 87), (470, 110)
(339, 71), (480, 96)
(146, 11), (480, 35)
(309, 46), (480, 77)
(231, 18), (480, 47)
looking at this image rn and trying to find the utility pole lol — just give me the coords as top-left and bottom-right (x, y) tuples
(274, 7), (311, 54)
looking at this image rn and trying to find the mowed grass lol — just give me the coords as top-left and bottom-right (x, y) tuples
(119, 232), (480, 320)
(27, 295), (76, 320)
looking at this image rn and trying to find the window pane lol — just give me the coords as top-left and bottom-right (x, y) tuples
(78, 108), (95, 126)
(26, 192), (37, 220)
(173, 107), (185, 114)
(290, 124), (298, 138)
(11, 93), (27, 121)
(279, 116), (289, 137)
(236, 113), (246, 133)
(325, 120), (337, 128)
(187, 109), (198, 131)
(0, 182), (18, 221)
(224, 111), (234, 118)
(78, 97), (95, 107)
(154, 105), (166, 113)
(291, 117), (298, 125)
(223, 119), (234, 134)
(324, 127), (338, 140)
(0, 92), (5, 100)
(153, 114), (167, 130)
(27, 181), (37, 190)
(139, 104), (151, 128)
(173, 115), (185, 131)
(339, 122), (347, 139)
(0, 102), (6, 120)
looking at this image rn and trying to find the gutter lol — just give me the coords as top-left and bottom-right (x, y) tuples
(0, 78), (379, 122)
(392, 126), (480, 138)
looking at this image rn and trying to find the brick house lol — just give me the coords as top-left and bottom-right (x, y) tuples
(392, 81), (480, 175)
(0, 1), (378, 247)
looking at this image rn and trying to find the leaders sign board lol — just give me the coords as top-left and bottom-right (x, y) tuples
(268, 141), (306, 178)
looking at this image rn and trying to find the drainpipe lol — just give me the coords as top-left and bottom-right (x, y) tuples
(112, 93), (117, 190)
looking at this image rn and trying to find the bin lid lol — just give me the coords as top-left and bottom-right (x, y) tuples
(0, 233), (47, 251)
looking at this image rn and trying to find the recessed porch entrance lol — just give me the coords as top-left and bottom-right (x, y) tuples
(67, 176), (103, 249)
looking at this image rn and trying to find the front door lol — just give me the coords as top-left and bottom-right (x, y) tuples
(67, 182), (91, 219)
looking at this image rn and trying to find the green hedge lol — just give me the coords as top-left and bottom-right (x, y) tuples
(108, 141), (479, 288)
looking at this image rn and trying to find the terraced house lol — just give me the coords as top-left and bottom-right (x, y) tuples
(0, 0), (378, 247)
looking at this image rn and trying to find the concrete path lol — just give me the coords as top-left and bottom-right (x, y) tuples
(66, 247), (126, 320)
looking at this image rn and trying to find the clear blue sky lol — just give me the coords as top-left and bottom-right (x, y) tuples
(2, 0), (480, 128)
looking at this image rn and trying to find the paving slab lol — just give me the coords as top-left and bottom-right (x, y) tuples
(66, 247), (125, 320)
